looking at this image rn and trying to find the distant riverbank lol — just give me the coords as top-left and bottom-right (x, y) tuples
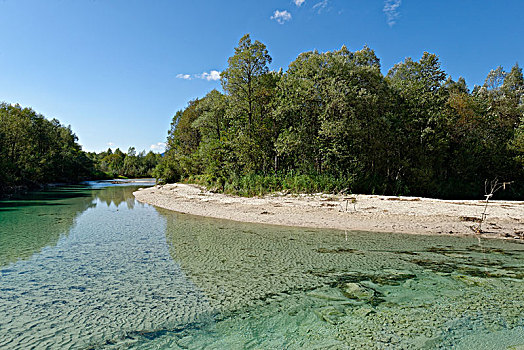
(134, 183), (524, 241)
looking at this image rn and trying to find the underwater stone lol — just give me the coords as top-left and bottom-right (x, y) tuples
(374, 269), (417, 285)
(341, 283), (375, 301)
(314, 306), (347, 325)
(177, 335), (194, 348)
(452, 274), (486, 286)
(307, 291), (348, 302)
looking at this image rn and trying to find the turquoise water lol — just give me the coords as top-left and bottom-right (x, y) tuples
(0, 182), (523, 349)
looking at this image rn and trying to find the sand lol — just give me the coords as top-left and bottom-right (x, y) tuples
(133, 183), (524, 240)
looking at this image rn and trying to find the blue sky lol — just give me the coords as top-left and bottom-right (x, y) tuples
(0, 0), (522, 153)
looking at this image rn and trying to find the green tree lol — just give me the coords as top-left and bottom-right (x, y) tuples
(0, 103), (96, 192)
(193, 89), (228, 141)
(152, 39), (524, 199)
(221, 34), (272, 134)
(386, 52), (449, 195)
(220, 34), (278, 174)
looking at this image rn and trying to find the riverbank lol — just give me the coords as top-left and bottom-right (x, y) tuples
(134, 183), (524, 240)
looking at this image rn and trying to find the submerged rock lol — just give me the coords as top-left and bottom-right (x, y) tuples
(341, 282), (375, 301)
(375, 269), (417, 285)
(334, 269), (416, 287)
(352, 307), (374, 317)
(410, 259), (456, 274)
(307, 290), (348, 302)
(452, 274), (486, 286)
(314, 305), (346, 325)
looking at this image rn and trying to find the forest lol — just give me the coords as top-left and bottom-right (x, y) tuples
(154, 34), (524, 199)
(0, 103), (160, 194)
(86, 148), (162, 179)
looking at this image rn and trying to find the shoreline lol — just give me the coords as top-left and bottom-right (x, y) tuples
(134, 183), (524, 241)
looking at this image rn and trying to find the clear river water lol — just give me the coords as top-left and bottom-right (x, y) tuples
(0, 181), (523, 349)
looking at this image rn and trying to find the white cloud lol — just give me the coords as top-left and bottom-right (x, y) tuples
(150, 142), (166, 152)
(197, 70), (221, 81)
(176, 70), (221, 81)
(271, 10), (292, 24)
(383, 0), (402, 27)
(294, 0), (305, 7)
(312, 0), (328, 14)
(176, 73), (192, 80)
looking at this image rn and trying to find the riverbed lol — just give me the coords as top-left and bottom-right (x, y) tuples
(0, 181), (523, 349)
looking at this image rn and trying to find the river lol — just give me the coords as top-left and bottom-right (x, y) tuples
(0, 181), (523, 349)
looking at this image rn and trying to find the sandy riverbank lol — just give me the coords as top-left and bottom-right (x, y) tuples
(134, 183), (524, 240)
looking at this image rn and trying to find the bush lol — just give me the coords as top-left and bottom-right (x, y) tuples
(185, 172), (355, 197)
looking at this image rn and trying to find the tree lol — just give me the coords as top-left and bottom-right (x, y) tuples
(386, 52), (449, 195)
(220, 34), (278, 174)
(153, 38), (524, 198)
(513, 117), (524, 167)
(221, 34), (272, 134)
(0, 102), (96, 192)
(193, 89), (228, 141)
(275, 46), (394, 192)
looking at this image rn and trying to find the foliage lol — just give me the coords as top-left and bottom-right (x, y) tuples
(87, 147), (162, 179)
(0, 103), (162, 193)
(185, 173), (352, 197)
(155, 35), (524, 199)
(0, 103), (95, 193)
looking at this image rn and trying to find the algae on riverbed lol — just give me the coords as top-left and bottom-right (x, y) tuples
(156, 210), (524, 349)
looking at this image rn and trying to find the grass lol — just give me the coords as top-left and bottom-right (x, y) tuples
(183, 173), (353, 197)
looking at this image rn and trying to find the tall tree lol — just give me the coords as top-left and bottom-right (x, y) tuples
(386, 52), (449, 195)
(220, 34), (277, 174)
(221, 34), (272, 134)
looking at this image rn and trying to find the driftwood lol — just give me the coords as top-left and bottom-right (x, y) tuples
(475, 179), (512, 233)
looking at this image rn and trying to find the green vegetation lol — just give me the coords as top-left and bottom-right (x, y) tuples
(155, 34), (524, 199)
(86, 147), (162, 179)
(0, 103), (161, 194)
(0, 103), (95, 193)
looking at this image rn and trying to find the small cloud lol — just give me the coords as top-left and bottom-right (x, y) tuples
(197, 70), (221, 81)
(176, 73), (192, 80)
(176, 71), (221, 81)
(150, 142), (166, 152)
(271, 10), (292, 24)
(294, 0), (305, 7)
(312, 0), (328, 14)
(107, 142), (114, 147)
(383, 0), (401, 27)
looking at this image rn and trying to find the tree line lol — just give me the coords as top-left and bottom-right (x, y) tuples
(0, 103), (160, 194)
(0, 103), (94, 193)
(86, 147), (161, 179)
(154, 34), (524, 199)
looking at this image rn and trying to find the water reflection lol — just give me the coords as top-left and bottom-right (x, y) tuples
(0, 182), (211, 349)
(0, 182), (155, 267)
(94, 185), (140, 209)
(0, 186), (96, 267)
